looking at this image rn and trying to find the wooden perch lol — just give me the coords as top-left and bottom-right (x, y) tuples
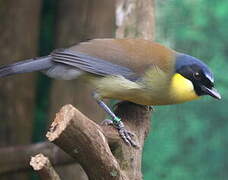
(46, 104), (127, 180)
(46, 102), (151, 180)
(0, 141), (74, 175)
(30, 153), (61, 180)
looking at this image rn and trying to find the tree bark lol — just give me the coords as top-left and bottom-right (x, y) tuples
(30, 154), (61, 180)
(116, 0), (155, 40)
(47, 104), (151, 180)
(0, 0), (41, 179)
(47, 105), (128, 180)
(50, 0), (116, 179)
(0, 142), (74, 175)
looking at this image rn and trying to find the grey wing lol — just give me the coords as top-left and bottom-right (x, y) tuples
(51, 49), (137, 80)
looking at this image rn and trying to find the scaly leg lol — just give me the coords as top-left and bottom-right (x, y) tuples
(92, 92), (138, 147)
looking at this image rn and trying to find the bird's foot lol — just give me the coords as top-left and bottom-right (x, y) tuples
(101, 117), (139, 148)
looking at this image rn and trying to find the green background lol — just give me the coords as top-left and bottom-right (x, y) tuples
(143, 1), (228, 179)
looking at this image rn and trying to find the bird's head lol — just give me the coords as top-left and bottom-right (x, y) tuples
(175, 53), (221, 100)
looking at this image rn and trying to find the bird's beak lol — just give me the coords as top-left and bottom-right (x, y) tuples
(200, 85), (221, 100)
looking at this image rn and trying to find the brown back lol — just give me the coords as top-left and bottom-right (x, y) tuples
(69, 39), (177, 76)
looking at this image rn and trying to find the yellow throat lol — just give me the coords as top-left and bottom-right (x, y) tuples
(169, 73), (200, 103)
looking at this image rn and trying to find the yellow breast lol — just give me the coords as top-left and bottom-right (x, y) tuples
(85, 73), (200, 106)
(169, 73), (200, 103)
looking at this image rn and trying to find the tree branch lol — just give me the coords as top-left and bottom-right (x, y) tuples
(46, 103), (151, 180)
(0, 141), (74, 175)
(30, 153), (61, 180)
(46, 104), (128, 180)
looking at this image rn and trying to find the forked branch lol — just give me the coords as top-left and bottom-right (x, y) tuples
(46, 103), (151, 180)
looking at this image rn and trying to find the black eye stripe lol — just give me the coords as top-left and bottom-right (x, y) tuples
(178, 66), (214, 89)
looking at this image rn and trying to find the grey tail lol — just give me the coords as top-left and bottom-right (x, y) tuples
(0, 55), (54, 77)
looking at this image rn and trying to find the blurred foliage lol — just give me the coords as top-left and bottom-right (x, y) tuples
(143, 0), (228, 180)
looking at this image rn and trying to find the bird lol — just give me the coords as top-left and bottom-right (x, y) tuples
(0, 38), (221, 147)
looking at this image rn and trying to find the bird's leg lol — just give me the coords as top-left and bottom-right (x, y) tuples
(92, 92), (138, 147)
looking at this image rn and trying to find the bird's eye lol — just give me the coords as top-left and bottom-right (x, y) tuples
(193, 72), (201, 80)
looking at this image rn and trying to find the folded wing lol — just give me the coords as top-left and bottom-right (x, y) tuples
(52, 49), (137, 80)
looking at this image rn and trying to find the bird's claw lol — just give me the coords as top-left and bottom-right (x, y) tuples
(101, 118), (139, 148)
(118, 127), (139, 148)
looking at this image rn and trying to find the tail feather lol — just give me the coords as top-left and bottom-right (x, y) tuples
(0, 56), (53, 77)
